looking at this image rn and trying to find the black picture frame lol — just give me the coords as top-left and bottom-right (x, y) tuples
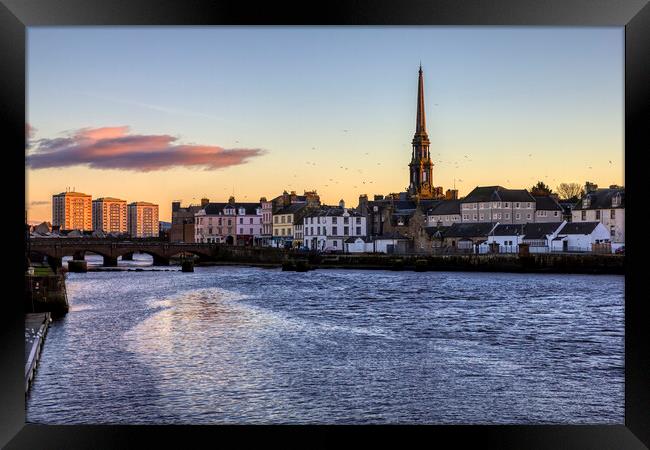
(2, 0), (648, 448)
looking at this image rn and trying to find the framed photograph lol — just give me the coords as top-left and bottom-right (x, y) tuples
(3, 0), (649, 447)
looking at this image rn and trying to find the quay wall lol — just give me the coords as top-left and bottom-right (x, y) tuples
(24, 271), (69, 316)
(201, 251), (624, 275)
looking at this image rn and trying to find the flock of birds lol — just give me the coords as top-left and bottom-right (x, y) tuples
(223, 132), (614, 197)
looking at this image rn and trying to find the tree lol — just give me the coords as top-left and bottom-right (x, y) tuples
(556, 183), (585, 202)
(530, 181), (553, 196)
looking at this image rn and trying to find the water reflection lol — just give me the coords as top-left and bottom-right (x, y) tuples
(26, 267), (624, 424)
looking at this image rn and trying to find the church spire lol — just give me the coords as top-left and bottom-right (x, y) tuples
(408, 64), (435, 199)
(416, 64), (426, 134)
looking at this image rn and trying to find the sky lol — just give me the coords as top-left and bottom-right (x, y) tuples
(26, 27), (624, 223)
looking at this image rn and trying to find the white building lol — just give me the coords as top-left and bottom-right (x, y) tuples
(571, 185), (624, 244)
(303, 203), (367, 251)
(551, 222), (611, 253)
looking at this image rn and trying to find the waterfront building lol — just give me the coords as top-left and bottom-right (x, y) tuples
(441, 222), (498, 250)
(170, 198), (208, 242)
(426, 199), (462, 227)
(52, 191), (92, 231)
(260, 197), (273, 247)
(92, 197), (127, 233)
(194, 197), (262, 245)
(533, 196), (564, 223)
(303, 202), (367, 251)
(486, 221), (566, 254)
(127, 202), (159, 238)
(460, 186), (536, 224)
(551, 222), (612, 253)
(521, 221), (566, 253)
(273, 203), (309, 248)
(571, 183), (625, 244)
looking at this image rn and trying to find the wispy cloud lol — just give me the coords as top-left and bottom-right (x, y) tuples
(26, 126), (266, 172)
(81, 92), (225, 122)
(28, 200), (50, 206)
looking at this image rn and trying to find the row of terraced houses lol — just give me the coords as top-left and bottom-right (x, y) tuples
(174, 180), (623, 254)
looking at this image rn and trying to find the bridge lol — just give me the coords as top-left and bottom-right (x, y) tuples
(27, 238), (219, 267)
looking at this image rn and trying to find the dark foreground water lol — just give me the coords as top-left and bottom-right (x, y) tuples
(26, 258), (624, 424)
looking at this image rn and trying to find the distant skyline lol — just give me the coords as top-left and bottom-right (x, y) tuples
(26, 27), (624, 222)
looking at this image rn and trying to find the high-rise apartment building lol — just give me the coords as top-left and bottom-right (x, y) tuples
(52, 191), (92, 231)
(92, 197), (128, 233)
(128, 202), (159, 237)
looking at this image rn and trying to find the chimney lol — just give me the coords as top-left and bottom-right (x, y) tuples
(374, 194), (384, 201)
(358, 194), (368, 216)
(445, 189), (458, 200)
(228, 196), (236, 205)
(172, 201), (181, 212)
(339, 199), (345, 209)
(201, 198), (209, 207)
(585, 181), (598, 194)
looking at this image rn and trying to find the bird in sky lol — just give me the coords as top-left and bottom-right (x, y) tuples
(528, 154), (532, 157)
(343, 129), (349, 133)
(609, 160), (612, 164)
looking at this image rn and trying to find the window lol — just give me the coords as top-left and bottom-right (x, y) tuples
(356, 227), (361, 235)
(333, 241), (337, 248)
(610, 226), (615, 237)
(274, 229), (278, 235)
(281, 216), (286, 223)
(527, 214), (531, 219)
(504, 202), (509, 207)
(317, 226), (321, 234)
(473, 215), (477, 220)
(356, 217), (361, 224)
(274, 216), (278, 224)
(218, 218), (222, 225)
(480, 214), (484, 220)
(250, 228), (253, 234)
(515, 203), (520, 208)
(250, 218), (253, 224)
(505, 213), (510, 219)
(239, 218), (243, 224)
(344, 217), (349, 224)
(227, 219), (232, 225)
(554, 211), (558, 217)
(208, 227), (213, 234)
(596, 210), (601, 220)
(344, 226), (349, 235)
(479, 203), (484, 209)
(612, 194), (621, 207)
(581, 211), (586, 220)
(332, 226), (338, 235)
(516, 213), (521, 219)
(332, 217), (338, 224)
(611, 209), (616, 219)
(497, 213), (502, 219)
(311, 227), (314, 235)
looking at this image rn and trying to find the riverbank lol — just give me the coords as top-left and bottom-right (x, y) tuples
(25, 312), (52, 393)
(193, 253), (624, 275)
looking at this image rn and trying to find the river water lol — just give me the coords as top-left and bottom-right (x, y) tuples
(26, 255), (624, 424)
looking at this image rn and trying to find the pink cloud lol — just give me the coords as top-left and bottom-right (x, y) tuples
(26, 126), (266, 172)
